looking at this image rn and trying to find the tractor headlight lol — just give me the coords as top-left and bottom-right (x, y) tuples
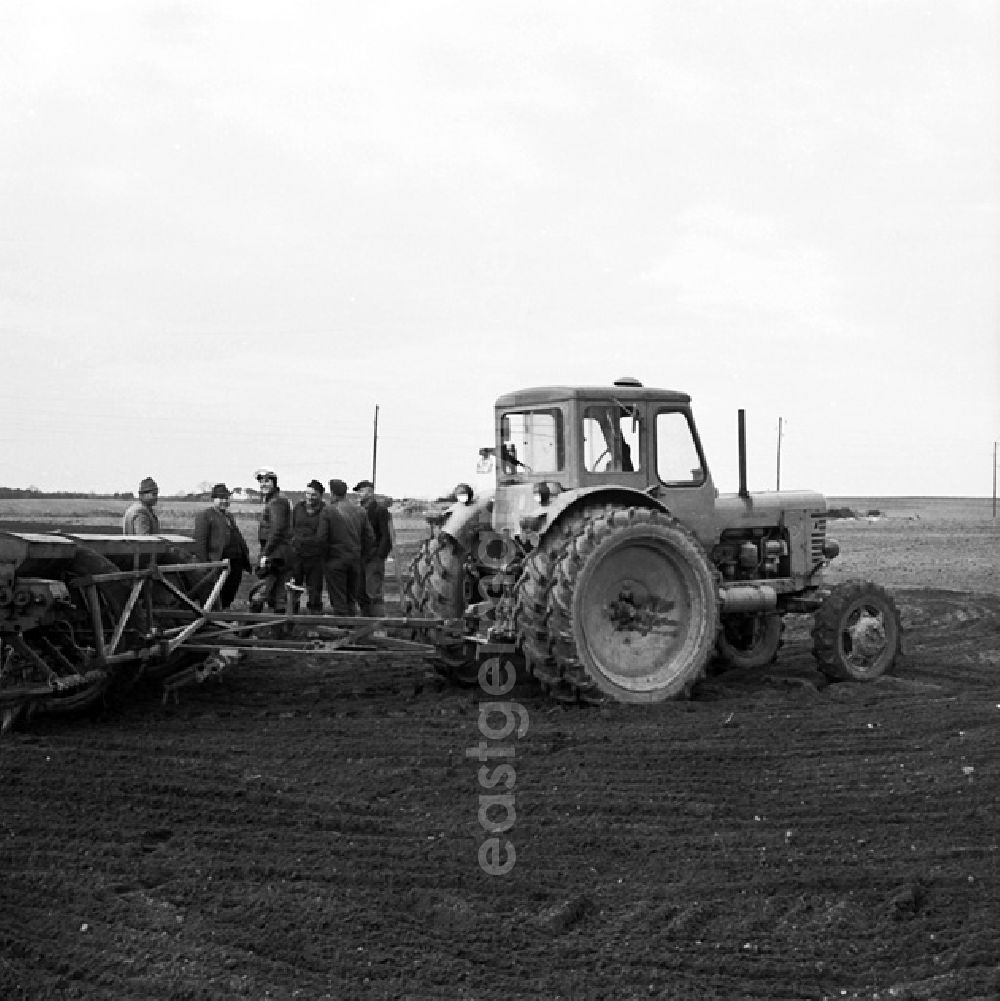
(453, 482), (474, 505)
(822, 539), (840, 559)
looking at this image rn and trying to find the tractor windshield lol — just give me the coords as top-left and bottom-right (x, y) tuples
(499, 409), (564, 474)
(582, 404), (641, 473)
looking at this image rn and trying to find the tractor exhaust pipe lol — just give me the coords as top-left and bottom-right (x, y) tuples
(738, 409), (749, 499)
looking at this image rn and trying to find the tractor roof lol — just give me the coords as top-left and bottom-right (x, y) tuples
(495, 384), (692, 409)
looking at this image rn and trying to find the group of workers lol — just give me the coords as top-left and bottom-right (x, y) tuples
(120, 470), (393, 618)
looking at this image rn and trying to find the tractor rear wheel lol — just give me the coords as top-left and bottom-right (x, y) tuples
(548, 507), (718, 703)
(812, 580), (901, 681)
(515, 545), (559, 685)
(716, 613), (783, 670)
(401, 533), (479, 685)
(515, 512), (594, 694)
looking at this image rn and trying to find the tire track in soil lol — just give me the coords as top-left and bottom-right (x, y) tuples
(1, 589), (999, 999)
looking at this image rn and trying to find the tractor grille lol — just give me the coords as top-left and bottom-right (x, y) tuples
(810, 514), (827, 564)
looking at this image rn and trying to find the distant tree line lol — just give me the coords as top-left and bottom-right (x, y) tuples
(0, 487), (137, 500)
(0, 486), (276, 502)
(0, 486), (398, 504)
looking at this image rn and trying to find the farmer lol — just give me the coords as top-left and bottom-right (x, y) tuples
(122, 477), (160, 534)
(192, 483), (253, 609)
(354, 479), (393, 617)
(290, 479), (329, 614)
(323, 478), (373, 616)
(250, 467), (294, 613)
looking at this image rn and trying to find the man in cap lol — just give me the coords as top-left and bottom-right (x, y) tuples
(290, 479), (330, 614)
(250, 467), (294, 613)
(354, 479), (393, 617)
(122, 477), (160, 534)
(323, 478), (374, 616)
(121, 477), (199, 606)
(192, 484), (253, 609)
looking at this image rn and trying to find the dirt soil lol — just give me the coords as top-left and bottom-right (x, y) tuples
(2, 512), (1000, 1000)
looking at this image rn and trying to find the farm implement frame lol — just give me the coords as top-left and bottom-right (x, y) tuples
(0, 531), (446, 729)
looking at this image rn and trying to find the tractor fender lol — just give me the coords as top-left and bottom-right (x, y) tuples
(432, 491), (496, 551)
(435, 485), (669, 553)
(527, 486), (669, 547)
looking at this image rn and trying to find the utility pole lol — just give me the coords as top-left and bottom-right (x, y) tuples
(372, 405), (379, 491)
(993, 441), (997, 519)
(776, 417), (784, 491)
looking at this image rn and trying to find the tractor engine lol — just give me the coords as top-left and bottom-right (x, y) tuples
(711, 529), (790, 582)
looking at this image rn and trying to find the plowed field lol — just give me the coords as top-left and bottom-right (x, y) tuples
(2, 500), (999, 1000)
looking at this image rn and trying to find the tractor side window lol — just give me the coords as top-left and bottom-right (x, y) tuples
(656, 411), (704, 485)
(500, 409), (564, 474)
(582, 405), (641, 473)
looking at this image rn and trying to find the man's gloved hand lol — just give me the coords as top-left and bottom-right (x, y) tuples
(255, 556), (269, 578)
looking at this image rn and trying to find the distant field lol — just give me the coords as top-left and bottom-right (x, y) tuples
(0, 496), (220, 531)
(0, 497), (434, 574)
(828, 495), (996, 522)
(2, 493), (991, 521)
(822, 496), (1000, 595)
(2, 494), (996, 592)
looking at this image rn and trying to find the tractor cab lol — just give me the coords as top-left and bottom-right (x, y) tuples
(491, 378), (717, 545)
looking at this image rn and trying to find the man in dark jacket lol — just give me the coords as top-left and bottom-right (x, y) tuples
(192, 483), (253, 609)
(251, 467), (294, 612)
(290, 479), (329, 613)
(324, 478), (374, 616)
(354, 479), (393, 617)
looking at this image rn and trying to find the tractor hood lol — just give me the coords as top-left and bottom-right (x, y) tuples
(714, 490), (827, 526)
(436, 484), (828, 552)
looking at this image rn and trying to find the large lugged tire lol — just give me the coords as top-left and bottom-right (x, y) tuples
(401, 533), (479, 684)
(548, 507), (718, 703)
(514, 512), (595, 693)
(812, 580), (901, 681)
(716, 613), (784, 670)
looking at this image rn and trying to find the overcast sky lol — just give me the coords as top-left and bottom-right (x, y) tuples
(2, 1), (998, 499)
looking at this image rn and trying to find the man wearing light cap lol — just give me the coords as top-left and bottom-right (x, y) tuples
(250, 467), (294, 613)
(122, 477), (161, 534)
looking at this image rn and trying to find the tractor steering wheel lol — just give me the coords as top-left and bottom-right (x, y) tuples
(591, 447), (611, 472)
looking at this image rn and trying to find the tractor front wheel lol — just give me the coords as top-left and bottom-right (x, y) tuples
(812, 580), (901, 681)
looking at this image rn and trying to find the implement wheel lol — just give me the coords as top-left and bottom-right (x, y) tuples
(812, 580), (901, 681)
(549, 507), (718, 703)
(1, 547), (135, 727)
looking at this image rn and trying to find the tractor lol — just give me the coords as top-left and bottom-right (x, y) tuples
(403, 377), (901, 703)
